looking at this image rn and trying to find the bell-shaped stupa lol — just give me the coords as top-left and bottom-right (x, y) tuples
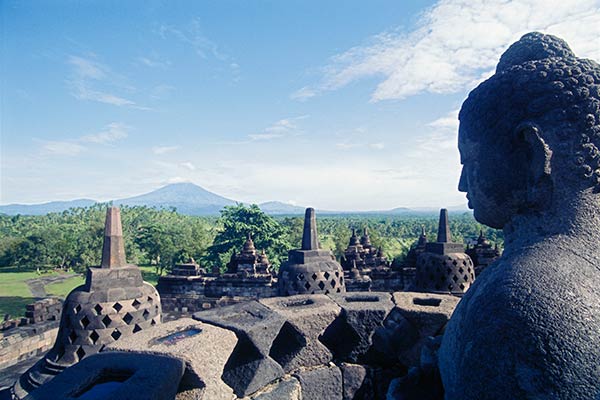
(278, 208), (345, 296)
(13, 207), (161, 399)
(415, 209), (475, 294)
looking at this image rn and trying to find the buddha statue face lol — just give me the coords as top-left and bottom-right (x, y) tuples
(457, 126), (525, 229)
(456, 32), (600, 229)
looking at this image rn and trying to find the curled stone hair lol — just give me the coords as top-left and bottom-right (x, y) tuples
(459, 32), (600, 191)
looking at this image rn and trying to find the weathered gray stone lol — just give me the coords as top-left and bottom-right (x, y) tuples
(23, 352), (184, 400)
(373, 292), (458, 367)
(100, 207), (127, 269)
(340, 363), (372, 400)
(391, 292), (457, 338)
(294, 364), (343, 400)
(248, 377), (301, 400)
(278, 208), (345, 296)
(107, 318), (237, 400)
(260, 294), (340, 372)
(386, 367), (443, 400)
(415, 209), (475, 295)
(324, 292), (394, 363)
(439, 32), (600, 400)
(385, 336), (444, 400)
(193, 301), (285, 397)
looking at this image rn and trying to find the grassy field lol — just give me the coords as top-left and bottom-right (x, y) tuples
(0, 266), (162, 319)
(45, 276), (86, 297)
(0, 267), (40, 320)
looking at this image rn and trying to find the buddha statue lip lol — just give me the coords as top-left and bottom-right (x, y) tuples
(438, 31), (600, 400)
(464, 193), (472, 209)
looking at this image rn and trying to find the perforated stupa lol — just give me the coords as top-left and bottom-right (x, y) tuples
(278, 208), (345, 295)
(415, 209), (475, 294)
(13, 207), (161, 399)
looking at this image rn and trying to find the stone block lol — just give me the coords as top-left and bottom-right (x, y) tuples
(249, 377), (301, 400)
(391, 292), (458, 338)
(288, 249), (334, 264)
(193, 301), (285, 397)
(107, 317), (237, 400)
(23, 352), (184, 400)
(341, 363), (371, 400)
(386, 366), (444, 400)
(294, 364), (342, 400)
(324, 292), (394, 363)
(372, 292), (458, 367)
(87, 266), (144, 291)
(259, 294), (340, 372)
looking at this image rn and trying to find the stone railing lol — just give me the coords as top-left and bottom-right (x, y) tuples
(28, 291), (459, 400)
(0, 298), (63, 370)
(0, 321), (59, 371)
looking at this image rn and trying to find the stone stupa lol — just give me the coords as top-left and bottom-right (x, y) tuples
(278, 208), (345, 296)
(13, 207), (161, 399)
(415, 208), (475, 295)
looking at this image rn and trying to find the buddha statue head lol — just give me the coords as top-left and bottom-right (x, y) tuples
(440, 32), (600, 399)
(458, 32), (600, 229)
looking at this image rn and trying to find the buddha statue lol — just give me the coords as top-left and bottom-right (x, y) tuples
(438, 32), (600, 399)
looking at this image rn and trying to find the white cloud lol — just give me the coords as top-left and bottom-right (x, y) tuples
(201, 159), (459, 210)
(372, 167), (421, 180)
(158, 19), (242, 83)
(247, 116), (308, 141)
(165, 176), (189, 184)
(42, 141), (86, 156)
(68, 56), (106, 80)
(336, 141), (385, 150)
(39, 122), (129, 156)
(159, 18), (227, 61)
(427, 109), (460, 131)
(248, 133), (285, 141)
(67, 55), (145, 108)
(138, 55), (171, 69)
(150, 84), (175, 99)
(291, 86), (318, 101)
(417, 109), (463, 155)
(180, 162), (196, 171)
(295, 0), (600, 101)
(336, 142), (360, 150)
(81, 123), (129, 144)
(265, 119), (296, 133)
(152, 145), (180, 155)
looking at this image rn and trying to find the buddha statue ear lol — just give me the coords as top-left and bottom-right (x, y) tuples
(515, 122), (554, 209)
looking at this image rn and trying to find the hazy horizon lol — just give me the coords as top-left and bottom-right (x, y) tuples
(2, 0), (599, 210)
(0, 181), (470, 212)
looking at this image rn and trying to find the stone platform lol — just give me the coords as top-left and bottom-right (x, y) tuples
(25, 291), (460, 399)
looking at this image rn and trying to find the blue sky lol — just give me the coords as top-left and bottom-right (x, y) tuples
(2, 0), (599, 210)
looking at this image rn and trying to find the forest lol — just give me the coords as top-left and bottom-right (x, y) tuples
(0, 204), (503, 275)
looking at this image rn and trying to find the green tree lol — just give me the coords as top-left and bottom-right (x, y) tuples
(205, 204), (291, 272)
(135, 223), (179, 275)
(131, 207), (214, 275)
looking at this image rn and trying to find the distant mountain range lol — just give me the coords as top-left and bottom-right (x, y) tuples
(0, 182), (469, 216)
(0, 199), (97, 216)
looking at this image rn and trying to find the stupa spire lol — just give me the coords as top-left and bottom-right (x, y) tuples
(360, 227), (372, 246)
(301, 208), (320, 250)
(436, 208), (452, 243)
(100, 207), (127, 268)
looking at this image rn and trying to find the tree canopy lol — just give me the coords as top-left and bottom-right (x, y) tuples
(0, 204), (503, 274)
(205, 204), (292, 271)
